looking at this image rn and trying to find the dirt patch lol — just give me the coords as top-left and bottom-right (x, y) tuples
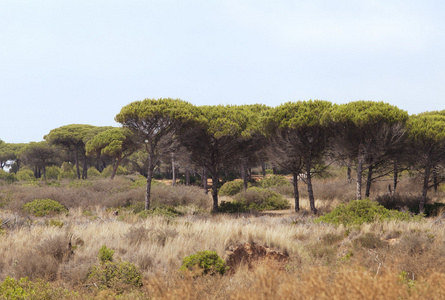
(225, 243), (289, 272)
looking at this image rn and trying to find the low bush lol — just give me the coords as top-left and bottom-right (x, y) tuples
(45, 166), (60, 180)
(0, 277), (76, 300)
(233, 187), (290, 211)
(101, 165), (128, 178)
(58, 162), (77, 179)
(315, 199), (424, 226)
(16, 169), (35, 181)
(99, 245), (115, 263)
(180, 251), (228, 275)
(87, 246), (142, 292)
(87, 167), (101, 178)
(219, 180), (245, 196)
(22, 199), (68, 217)
(260, 175), (290, 188)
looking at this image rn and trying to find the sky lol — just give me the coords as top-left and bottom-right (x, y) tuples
(1, 0), (444, 143)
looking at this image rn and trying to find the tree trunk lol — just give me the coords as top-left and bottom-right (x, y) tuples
(433, 169), (438, 192)
(211, 172), (219, 212)
(420, 162), (431, 214)
(171, 154), (176, 187)
(82, 152), (88, 179)
(43, 166), (46, 180)
(185, 168), (190, 186)
(356, 156), (363, 200)
(241, 162), (248, 190)
(145, 155), (154, 210)
(392, 163), (398, 197)
(347, 166), (352, 183)
(292, 172), (300, 212)
(365, 165), (373, 198)
(203, 168), (208, 194)
(305, 159), (317, 214)
(262, 161), (266, 178)
(110, 156), (122, 180)
(74, 150), (81, 179)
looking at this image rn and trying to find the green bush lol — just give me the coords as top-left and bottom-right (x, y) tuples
(101, 165), (128, 178)
(233, 187), (290, 211)
(22, 199), (68, 217)
(315, 199), (424, 226)
(219, 201), (249, 213)
(87, 167), (101, 178)
(68, 180), (93, 188)
(219, 180), (245, 196)
(99, 245), (115, 263)
(0, 276), (76, 300)
(0, 170), (17, 183)
(260, 175), (290, 188)
(16, 168), (35, 181)
(137, 206), (181, 218)
(58, 162), (76, 179)
(87, 261), (142, 292)
(45, 166), (60, 180)
(180, 250), (228, 275)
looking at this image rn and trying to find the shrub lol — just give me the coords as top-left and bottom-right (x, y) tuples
(0, 276), (76, 300)
(260, 175), (290, 188)
(22, 199), (68, 217)
(87, 167), (101, 178)
(315, 199), (424, 226)
(219, 180), (246, 196)
(0, 170), (17, 183)
(87, 260), (142, 292)
(180, 251), (228, 275)
(219, 201), (249, 213)
(101, 165), (128, 178)
(233, 187), (290, 211)
(16, 168), (35, 181)
(45, 166), (60, 180)
(99, 245), (115, 263)
(58, 162), (76, 179)
(137, 206), (181, 218)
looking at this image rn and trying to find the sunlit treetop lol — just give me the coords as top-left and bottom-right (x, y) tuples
(115, 98), (197, 132)
(86, 127), (133, 157)
(44, 124), (98, 148)
(407, 112), (445, 144)
(329, 101), (409, 127)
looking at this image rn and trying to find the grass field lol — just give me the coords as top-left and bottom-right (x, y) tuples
(0, 174), (445, 299)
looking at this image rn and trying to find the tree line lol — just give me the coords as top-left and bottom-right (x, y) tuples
(1, 99), (444, 214)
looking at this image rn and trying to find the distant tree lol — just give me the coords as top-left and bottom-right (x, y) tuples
(263, 100), (332, 213)
(330, 101), (408, 200)
(115, 98), (196, 210)
(0, 142), (26, 172)
(178, 105), (256, 211)
(86, 127), (136, 179)
(407, 111), (445, 214)
(45, 124), (110, 179)
(19, 141), (59, 179)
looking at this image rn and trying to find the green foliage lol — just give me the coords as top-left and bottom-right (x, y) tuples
(330, 101), (409, 127)
(219, 180), (245, 196)
(87, 166), (101, 178)
(44, 219), (64, 228)
(407, 112), (445, 144)
(137, 206), (181, 218)
(180, 250), (228, 275)
(16, 168), (35, 181)
(87, 260), (142, 292)
(68, 180), (93, 188)
(101, 165), (128, 178)
(58, 162), (76, 179)
(219, 187), (290, 213)
(234, 187), (290, 211)
(0, 170), (17, 183)
(315, 199), (423, 226)
(260, 175), (290, 188)
(218, 201), (249, 213)
(0, 276), (76, 300)
(45, 166), (60, 180)
(22, 199), (68, 217)
(98, 245), (115, 262)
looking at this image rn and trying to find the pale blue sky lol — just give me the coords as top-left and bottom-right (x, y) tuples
(1, 0), (444, 143)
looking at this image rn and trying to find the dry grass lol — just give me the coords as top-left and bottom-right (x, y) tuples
(1, 175), (445, 298)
